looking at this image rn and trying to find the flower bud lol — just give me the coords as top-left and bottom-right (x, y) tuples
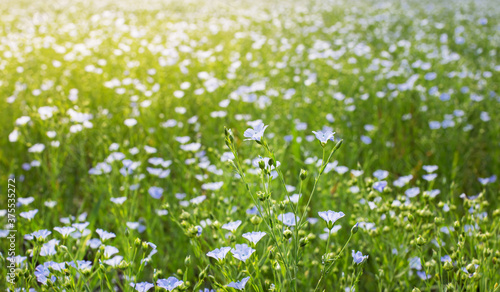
(212, 220), (221, 229)
(283, 229), (293, 239)
(443, 261), (453, 271)
(185, 256), (191, 266)
(187, 226), (199, 238)
(435, 217), (444, 224)
(259, 160), (266, 170)
(57, 245), (68, 254)
(300, 169), (307, 181)
(416, 236), (426, 246)
(466, 263), (476, 274)
(257, 191), (268, 201)
(118, 260), (129, 269)
(268, 246), (276, 260)
(351, 223), (359, 234)
(250, 215), (262, 225)
(180, 210), (191, 220)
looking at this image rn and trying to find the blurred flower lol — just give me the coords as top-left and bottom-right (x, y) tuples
(54, 227), (76, 238)
(278, 212), (298, 226)
(148, 186), (164, 199)
(96, 229), (116, 241)
(130, 282), (154, 292)
(405, 187), (420, 198)
(20, 209), (38, 221)
(227, 276), (250, 290)
(105, 255), (123, 268)
(373, 181), (387, 192)
(222, 220), (242, 232)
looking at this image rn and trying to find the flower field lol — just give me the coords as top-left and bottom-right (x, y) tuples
(1, 0), (499, 291)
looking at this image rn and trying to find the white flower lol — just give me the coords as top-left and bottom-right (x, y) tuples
(124, 118), (137, 127)
(28, 144), (45, 153)
(9, 129), (19, 142)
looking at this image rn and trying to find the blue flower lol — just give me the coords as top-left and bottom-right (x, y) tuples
(130, 282), (154, 292)
(429, 121), (441, 130)
(227, 276), (250, 290)
(72, 222), (90, 232)
(373, 170), (389, 180)
(242, 231), (266, 245)
(424, 189), (440, 198)
(478, 175), (496, 185)
(104, 255), (123, 268)
(409, 257), (422, 270)
(231, 244), (256, 262)
(318, 211), (345, 229)
(103, 246), (119, 258)
(360, 135), (372, 145)
(244, 123), (268, 142)
(27, 229), (51, 241)
(157, 277), (183, 291)
(417, 271), (431, 280)
(441, 255), (452, 263)
(422, 165), (438, 173)
(352, 250), (368, 264)
(222, 220), (242, 232)
(424, 72), (437, 80)
(372, 181), (387, 192)
(207, 247), (231, 262)
(311, 130), (335, 144)
(405, 187), (420, 198)
(278, 212), (298, 226)
(66, 260), (92, 271)
(20, 209), (38, 221)
(96, 229), (116, 241)
(148, 186), (164, 199)
(422, 174), (437, 181)
(54, 226), (76, 238)
(40, 239), (59, 257)
(34, 263), (58, 285)
(111, 196), (127, 205)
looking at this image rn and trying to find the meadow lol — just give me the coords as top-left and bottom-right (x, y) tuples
(0, 0), (499, 291)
